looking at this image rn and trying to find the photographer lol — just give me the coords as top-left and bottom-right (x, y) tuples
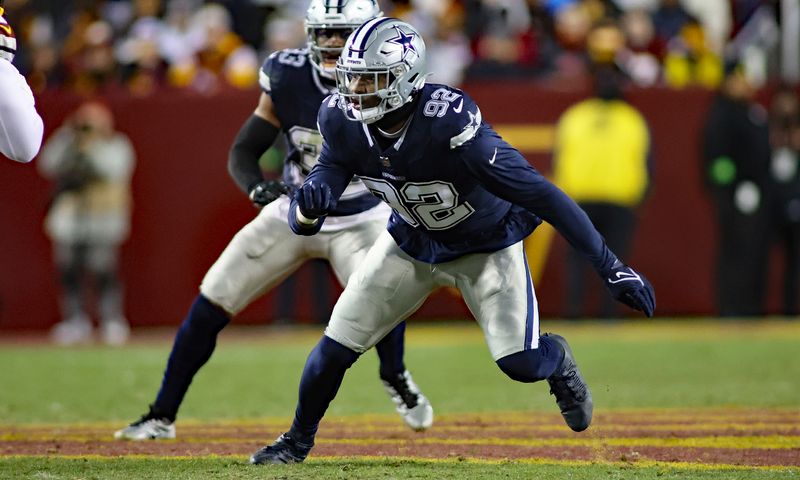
(38, 102), (136, 345)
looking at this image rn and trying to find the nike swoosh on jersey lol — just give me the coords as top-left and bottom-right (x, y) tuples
(489, 147), (497, 164)
(453, 98), (464, 113)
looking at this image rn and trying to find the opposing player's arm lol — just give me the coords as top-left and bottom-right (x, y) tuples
(0, 60), (44, 163)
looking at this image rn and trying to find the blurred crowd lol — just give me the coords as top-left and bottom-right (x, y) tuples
(3, 0), (794, 95)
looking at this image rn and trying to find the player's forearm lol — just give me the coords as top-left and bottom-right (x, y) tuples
(227, 114), (280, 194)
(508, 179), (617, 274)
(527, 183), (618, 275)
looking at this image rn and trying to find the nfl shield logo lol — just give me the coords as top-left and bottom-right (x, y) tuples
(380, 156), (391, 168)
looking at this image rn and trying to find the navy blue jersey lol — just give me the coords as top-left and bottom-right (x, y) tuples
(259, 49), (379, 216)
(303, 83), (616, 271)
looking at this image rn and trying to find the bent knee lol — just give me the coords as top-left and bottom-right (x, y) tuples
(496, 350), (552, 383)
(198, 281), (239, 316)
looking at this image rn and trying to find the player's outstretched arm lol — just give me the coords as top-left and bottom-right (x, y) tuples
(459, 127), (655, 317)
(227, 92), (287, 208)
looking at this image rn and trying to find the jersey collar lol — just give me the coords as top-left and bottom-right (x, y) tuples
(311, 67), (336, 96)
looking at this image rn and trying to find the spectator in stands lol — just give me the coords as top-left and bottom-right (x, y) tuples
(768, 85), (800, 316)
(38, 101), (136, 345)
(190, 3), (258, 91)
(69, 20), (120, 94)
(115, 0), (168, 95)
(389, 0), (471, 85)
(651, 0), (692, 44)
(464, 0), (546, 78)
(701, 62), (772, 317)
(618, 8), (661, 86)
(678, 0), (731, 54)
(548, 1), (594, 81)
(662, 18), (722, 89)
(553, 64), (652, 317)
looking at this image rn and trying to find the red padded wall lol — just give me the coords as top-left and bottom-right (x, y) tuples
(0, 85), (782, 330)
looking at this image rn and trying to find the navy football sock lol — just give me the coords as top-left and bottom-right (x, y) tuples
(290, 336), (360, 441)
(375, 321), (406, 379)
(495, 334), (565, 383)
(153, 294), (230, 420)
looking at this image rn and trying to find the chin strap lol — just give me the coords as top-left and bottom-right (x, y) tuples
(374, 93), (420, 131)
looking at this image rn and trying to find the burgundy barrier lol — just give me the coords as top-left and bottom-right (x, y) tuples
(0, 85), (784, 331)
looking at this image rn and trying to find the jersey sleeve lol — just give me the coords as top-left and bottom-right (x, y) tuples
(0, 60), (43, 163)
(436, 88), (482, 150)
(259, 52), (279, 94)
(259, 48), (309, 95)
(457, 122), (618, 275)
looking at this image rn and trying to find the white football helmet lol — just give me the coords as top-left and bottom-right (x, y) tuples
(335, 18), (427, 124)
(305, 0), (382, 79)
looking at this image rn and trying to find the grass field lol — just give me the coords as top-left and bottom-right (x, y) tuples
(0, 319), (798, 479)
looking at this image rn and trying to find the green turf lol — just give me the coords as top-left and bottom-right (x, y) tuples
(0, 321), (797, 424)
(0, 457), (796, 480)
(1, 320), (798, 479)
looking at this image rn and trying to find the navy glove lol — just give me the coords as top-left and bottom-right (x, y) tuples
(603, 261), (656, 317)
(295, 180), (336, 219)
(249, 180), (289, 208)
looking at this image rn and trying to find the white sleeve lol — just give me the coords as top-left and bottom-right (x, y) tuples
(0, 59), (44, 163)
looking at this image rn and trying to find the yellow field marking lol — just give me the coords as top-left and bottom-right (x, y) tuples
(3, 432), (797, 450)
(5, 320), (798, 350)
(404, 320), (800, 346)
(4, 421), (797, 438)
(1, 454), (797, 473)
(3, 408), (797, 431)
(2, 320), (799, 349)
(318, 435), (800, 450)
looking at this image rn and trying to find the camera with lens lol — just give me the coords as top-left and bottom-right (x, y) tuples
(75, 122), (93, 134)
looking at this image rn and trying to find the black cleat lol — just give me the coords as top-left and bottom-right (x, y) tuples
(545, 333), (593, 432)
(250, 432), (314, 464)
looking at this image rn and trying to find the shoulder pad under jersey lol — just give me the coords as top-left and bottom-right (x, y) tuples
(259, 48), (310, 94)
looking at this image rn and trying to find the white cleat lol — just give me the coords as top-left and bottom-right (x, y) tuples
(50, 316), (93, 346)
(114, 415), (175, 440)
(100, 319), (130, 346)
(382, 370), (434, 431)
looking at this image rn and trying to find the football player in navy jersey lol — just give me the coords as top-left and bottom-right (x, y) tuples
(114, 2), (433, 442)
(249, 18), (655, 464)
